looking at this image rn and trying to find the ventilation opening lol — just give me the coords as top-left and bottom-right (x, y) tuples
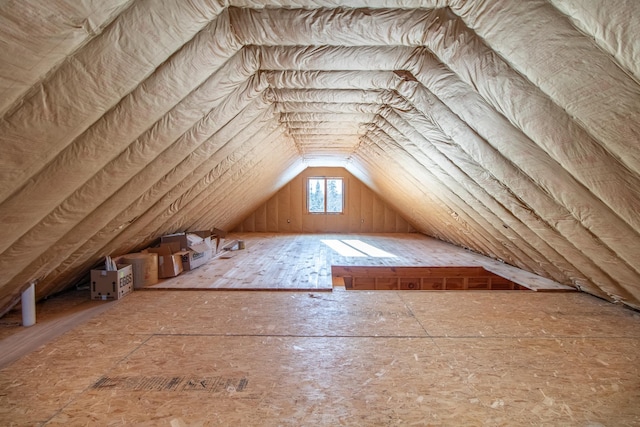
(331, 266), (530, 291)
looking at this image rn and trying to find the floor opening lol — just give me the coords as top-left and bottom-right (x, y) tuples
(331, 266), (531, 291)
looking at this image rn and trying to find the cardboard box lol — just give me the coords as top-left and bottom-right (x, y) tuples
(179, 248), (212, 271)
(90, 264), (133, 300)
(191, 230), (213, 239)
(119, 252), (158, 288)
(146, 245), (185, 278)
(161, 232), (211, 251)
(160, 232), (213, 271)
(159, 253), (184, 278)
(212, 228), (227, 253)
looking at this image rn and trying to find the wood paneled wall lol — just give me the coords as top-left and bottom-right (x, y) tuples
(234, 167), (415, 233)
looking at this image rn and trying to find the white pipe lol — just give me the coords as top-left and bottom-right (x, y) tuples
(21, 281), (36, 327)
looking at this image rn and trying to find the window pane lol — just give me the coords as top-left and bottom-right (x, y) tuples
(326, 178), (343, 213)
(308, 178), (325, 213)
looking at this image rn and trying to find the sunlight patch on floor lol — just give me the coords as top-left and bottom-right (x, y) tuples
(321, 240), (367, 257)
(342, 239), (397, 258)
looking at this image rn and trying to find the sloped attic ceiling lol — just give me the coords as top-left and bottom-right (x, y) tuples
(0, 0), (639, 314)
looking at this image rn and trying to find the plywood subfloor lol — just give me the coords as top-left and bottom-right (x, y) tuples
(1, 290), (639, 425)
(0, 290), (113, 369)
(149, 233), (573, 291)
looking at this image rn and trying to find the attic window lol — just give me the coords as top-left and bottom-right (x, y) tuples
(308, 177), (344, 214)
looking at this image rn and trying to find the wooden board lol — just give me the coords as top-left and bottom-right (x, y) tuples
(147, 233), (574, 292)
(1, 290), (639, 425)
(235, 167), (414, 233)
(0, 289), (116, 369)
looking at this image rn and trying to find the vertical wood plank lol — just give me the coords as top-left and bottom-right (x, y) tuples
(384, 205), (396, 232)
(242, 213), (255, 232)
(349, 176), (362, 232)
(255, 204), (267, 231)
(278, 183), (291, 232)
(372, 195), (385, 231)
(360, 186), (374, 233)
(266, 195), (278, 232)
(290, 174), (303, 232)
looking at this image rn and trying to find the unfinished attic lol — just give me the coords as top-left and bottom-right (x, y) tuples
(1, 0), (640, 425)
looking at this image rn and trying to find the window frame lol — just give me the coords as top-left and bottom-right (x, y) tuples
(306, 176), (345, 215)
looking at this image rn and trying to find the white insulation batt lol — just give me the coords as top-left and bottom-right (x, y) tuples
(0, 0), (639, 314)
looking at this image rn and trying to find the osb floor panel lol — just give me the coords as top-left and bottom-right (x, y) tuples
(1, 290), (639, 426)
(0, 290), (113, 369)
(150, 233), (572, 291)
(0, 290), (104, 341)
